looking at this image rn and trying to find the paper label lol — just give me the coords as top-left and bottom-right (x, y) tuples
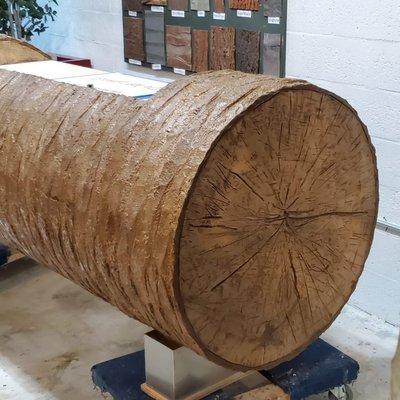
(151, 63), (162, 70)
(268, 16), (280, 24)
(151, 5), (164, 12)
(128, 10), (138, 16)
(128, 59), (142, 65)
(237, 9), (251, 17)
(197, 10), (205, 17)
(173, 68), (186, 75)
(171, 10), (185, 17)
(213, 12), (225, 20)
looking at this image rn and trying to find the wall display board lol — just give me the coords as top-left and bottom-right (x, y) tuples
(122, 0), (287, 76)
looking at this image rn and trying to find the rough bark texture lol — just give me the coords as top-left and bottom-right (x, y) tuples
(0, 69), (378, 371)
(213, 0), (225, 12)
(168, 0), (189, 10)
(166, 25), (192, 70)
(236, 30), (260, 74)
(144, 11), (166, 65)
(0, 34), (50, 65)
(192, 29), (209, 72)
(263, 0), (281, 17)
(229, 0), (258, 11)
(123, 17), (145, 61)
(263, 33), (281, 76)
(122, 0), (144, 11)
(210, 27), (235, 70)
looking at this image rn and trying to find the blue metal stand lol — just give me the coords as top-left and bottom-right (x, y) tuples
(92, 338), (359, 400)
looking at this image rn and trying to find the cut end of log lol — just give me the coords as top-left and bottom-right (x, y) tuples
(177, 87), (378, 369)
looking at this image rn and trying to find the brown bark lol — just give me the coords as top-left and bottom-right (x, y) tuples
(168, 0), (189, 10)
(192, 29), (209, 72)
(213, 0), (225, 12)
(0, 69), (378, 371)
(122, 0), (144, 11)
(166, 25), (192, 70)
(236, 30), (260, 74)
(0, 34), (50, 65)
(210, 26), (235, 70)
(229, 0), (258, 11)
(123, 17), (145, 61)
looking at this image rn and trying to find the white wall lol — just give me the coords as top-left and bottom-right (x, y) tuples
(32, 0), (400, 325)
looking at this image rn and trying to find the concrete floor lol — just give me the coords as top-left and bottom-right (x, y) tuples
(0, 258), (398, 400)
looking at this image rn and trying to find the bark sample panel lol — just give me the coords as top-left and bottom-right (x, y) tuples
(144, 10), (166, 65)
(229, 0), (258, 11)
(192, 29), (209, 72)
(143, 0), (167, 5)
(190, 0), (210, 10)
(263, 33), (281, 76)
(122, 0), (144, 11)
(0, 69), (378, 372)
(235, 30), (260, 74)
(263, 0), (281, 17)
(166, 25), (192, 70)
(123, 17), (145, 61)
(210, 26), (235, 70)
(168, 0), (188, 10)
(213, 0), (225, 13)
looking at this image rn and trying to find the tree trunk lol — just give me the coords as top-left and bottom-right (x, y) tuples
(0, 69), (378, 370)
(6, 0), (17, 38)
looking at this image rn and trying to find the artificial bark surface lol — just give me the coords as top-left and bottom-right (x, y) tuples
(263, 33), (281, 76)
(229, 0), (258, 11)
(190, 0), (210, 10)
(263, 0), (281, 16)
(168, 0), (189, 10)
(236, 30), (260, 74)
(0, 69), (378, 371)
(166, 25), (192, 70)
(0, 34), (50, 65)
(210, 26), (235, 70)
(123, 17), (145, 61)
(192, 29), (209, 72)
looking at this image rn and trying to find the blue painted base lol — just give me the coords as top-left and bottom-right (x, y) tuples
(92, 338), (359, 400)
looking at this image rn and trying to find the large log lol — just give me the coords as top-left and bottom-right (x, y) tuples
(0, 34), (50, 65)
(0, 69), (378, 370)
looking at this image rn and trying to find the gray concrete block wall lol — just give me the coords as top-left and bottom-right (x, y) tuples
(31, 0), (400, 325)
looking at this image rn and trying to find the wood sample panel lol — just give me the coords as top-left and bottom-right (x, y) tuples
(168, 0), (189, 10)
(166, 25), (192, 70)
(236, 30), (260, 74)
(192, 29), (209, 72)
(210, 26), (235, 70)
(229, 0), (258, 11)
(190, 0), (210, 10)
(122, 0), (144, 11)
(144, 10), (166, 65)
(123, 17), (145, 61)
(263, 33), (281, 76)
(213, 0), (225, 13)
(264, 0), (282, 17)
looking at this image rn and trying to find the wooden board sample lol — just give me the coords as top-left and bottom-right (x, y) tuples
(190, 0), (210, 10)
(213, 0), (225, 13)
(233, 384), (289, 400)
(263, 0), (281, 17)
(0, 34), (50, 65)
(122, 0), (144, 11)
(144, 10), (166, 65)
(192, 29), (209, 72)
(166, 25), (192, 70)
(229, 0), (258, 11)
(168, 0), (189, 10)
(210, 26), (235, 70)
(235, 30), (260, 74)
(263, 33), (281, 76)
(143, 0), (167, 5)
(0, 69), (378, 371)
(123, 17), (145, 61)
